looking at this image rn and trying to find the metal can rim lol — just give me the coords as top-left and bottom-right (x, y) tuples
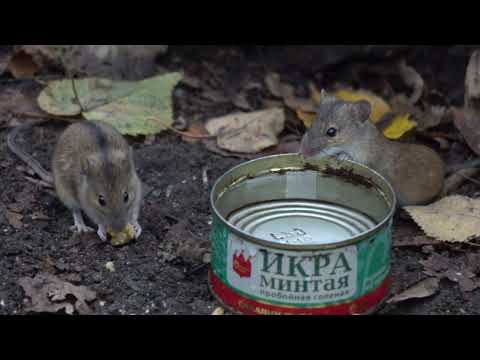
(210, 153), (397, 251)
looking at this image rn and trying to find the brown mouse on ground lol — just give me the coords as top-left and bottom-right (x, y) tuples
(8, 120), (143, 241)
(299, 91), (446, 206)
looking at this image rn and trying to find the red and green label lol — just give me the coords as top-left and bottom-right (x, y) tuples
(210, 215), (391, 315)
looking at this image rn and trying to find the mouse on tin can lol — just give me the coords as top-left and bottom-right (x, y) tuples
(8, 120), (143, 241)
(299, 90), (446, 206)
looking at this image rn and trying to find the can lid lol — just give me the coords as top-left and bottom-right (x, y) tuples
(227, 199), (376, 245)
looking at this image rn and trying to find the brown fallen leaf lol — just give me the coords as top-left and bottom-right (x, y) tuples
(465, 50), (480, 108)
(397, 59), (424, 104)
(19, 272), (96, 314)
(31, 211), (51, 221)
(205, 108), (285, 154)
(264, 72), (283, 98)
(211, 307), (225, 315)
(232, 92), (252, 111)
(389, 94), (444, 131)
(420, 252), (480, 293)
(166, 220), (211, 264)
(7, 203), (24, 213)
(404, 195), (480, 243)
(0, 49), (12, 76)
(179, 122), (212, 144)
(387, 278), (439, 304)
(5, 210), (23, 229)
(8, 49), (40, 78)
(452, 107), (480, 156)
(0, 87), (46, 119)
(204, 137), (299, 159)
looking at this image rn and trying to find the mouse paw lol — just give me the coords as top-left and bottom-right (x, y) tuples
(70, 224), (94, 233)
(132, 221), (142, 239)
(97, 225), (108, 242)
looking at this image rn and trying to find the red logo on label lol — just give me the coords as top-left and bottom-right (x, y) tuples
(233, 251), (252, 278)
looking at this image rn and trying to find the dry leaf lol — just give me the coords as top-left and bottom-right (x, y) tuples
(397, 59), (424, 104)
(5, 210), (23, 229)
(0, 49), (12, 76)
(180, 122), (210, 143)
(232, 92), (252, 111)
(8, 49), (40, 78)
(453, 107), (480, 156)
(212, 307), (225, 315)
(465, 50), (480, 108)
(264, 72), (317, 112)
(389, 94), (443, 131)
(31, 211), (51, 221)
(404, 195), (480, 243)
(264, 72), (283, 98)
(387, 278), (439, 304)
(205, 108), (285, 154)
(19, 272), (96, 314)
(420, 253), (480, 293)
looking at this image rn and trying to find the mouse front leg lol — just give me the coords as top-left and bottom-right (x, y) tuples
(97, 224), (108, 242)
(71, 209), (94, 233)
(132, 221), (142, 239)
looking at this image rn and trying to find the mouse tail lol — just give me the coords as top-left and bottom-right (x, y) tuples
(7, 120), (54, 184)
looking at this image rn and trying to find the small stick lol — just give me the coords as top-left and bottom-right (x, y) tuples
(169, 127), (215, 140)
(12, 111), (77, 122)
(443, 168), (480, 195)
(24, 176), (54, 189)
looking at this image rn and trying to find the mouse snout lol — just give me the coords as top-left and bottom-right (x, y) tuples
(108, 214), (129, 232)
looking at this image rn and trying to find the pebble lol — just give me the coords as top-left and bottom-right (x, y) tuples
(105, 261), (115, 272)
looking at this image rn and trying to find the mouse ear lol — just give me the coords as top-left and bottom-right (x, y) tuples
(81, 156), (95, 175)
(319, 89), (338, 105)
(351, 100), (372, 123)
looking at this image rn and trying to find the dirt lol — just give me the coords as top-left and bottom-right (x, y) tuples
(1, 46), (480, 315)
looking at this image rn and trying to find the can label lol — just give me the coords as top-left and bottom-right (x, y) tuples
(210, 215), (391, 314)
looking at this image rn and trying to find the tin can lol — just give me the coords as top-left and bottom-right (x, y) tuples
(209, 154), (396, 315)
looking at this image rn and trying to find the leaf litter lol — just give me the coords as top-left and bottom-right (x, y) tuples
(18, 272), (97, 314)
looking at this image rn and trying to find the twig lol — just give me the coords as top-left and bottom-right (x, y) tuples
(71, 78), (85, 113)
(458, 172), (480, 186)
(443, 168), (480, 195)
(24, 176), (54, 189)
(169, 127), (215, 139)
(12, 111), (78, 122)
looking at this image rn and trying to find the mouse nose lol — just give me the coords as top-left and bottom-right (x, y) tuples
(110, 216), (128, 232)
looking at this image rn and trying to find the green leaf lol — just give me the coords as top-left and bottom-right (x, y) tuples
(84, 73), (182, 136)
(37, 72), (183, 136)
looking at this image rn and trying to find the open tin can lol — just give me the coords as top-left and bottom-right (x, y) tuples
(208, 154), (396, 315)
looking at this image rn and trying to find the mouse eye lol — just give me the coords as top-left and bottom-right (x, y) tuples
(326, 127), (337, 137)
(98, 195), (106, 207)
(123, 192), (129, 203)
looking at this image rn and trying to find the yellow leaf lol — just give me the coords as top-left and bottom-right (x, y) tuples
(297, 109), (316, 128)
(335, 89), (391, 123)
(382, 114), (417, 139)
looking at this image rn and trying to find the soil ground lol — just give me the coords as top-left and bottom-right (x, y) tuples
(0, 46), (479, 315)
